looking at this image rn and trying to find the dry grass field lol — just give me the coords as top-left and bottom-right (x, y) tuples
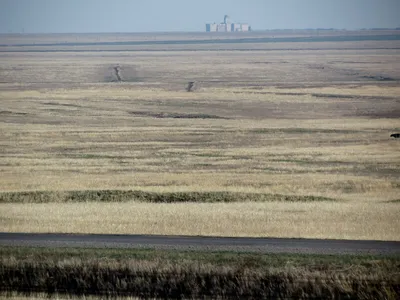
(0, 32), (399, 240)
(1, 246), (399, 299)
(1, 201), (399, 240)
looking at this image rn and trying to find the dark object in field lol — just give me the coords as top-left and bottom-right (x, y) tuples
(113, 65), (122, 82)
(101, 64), (141, 83)
(390, 133), (400, 138)
(186, 81), (195, 92)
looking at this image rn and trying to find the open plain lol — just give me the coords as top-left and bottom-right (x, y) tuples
(1, 32), (400, 240)
(1, 30), (400, 298)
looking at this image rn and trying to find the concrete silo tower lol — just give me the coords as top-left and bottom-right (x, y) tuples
(223, 15), (231, 32)
(224, 15), (230, 24)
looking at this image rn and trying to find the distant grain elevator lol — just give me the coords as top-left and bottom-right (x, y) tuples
(206, 15), (251, 32)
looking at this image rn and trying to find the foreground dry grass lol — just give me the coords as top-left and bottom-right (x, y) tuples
(0, 39), (399, 239)
(1, 246), (399, 299)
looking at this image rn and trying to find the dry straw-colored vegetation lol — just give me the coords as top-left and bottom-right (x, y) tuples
(1, 247), (399, 299)
(1, 201), (399, 240)
(0, 33), (399, 240)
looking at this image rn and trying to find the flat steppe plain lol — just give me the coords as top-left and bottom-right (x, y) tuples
(0, 31), (399, 240)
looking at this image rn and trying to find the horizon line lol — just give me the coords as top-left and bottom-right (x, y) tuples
(1, 27), (400, 35)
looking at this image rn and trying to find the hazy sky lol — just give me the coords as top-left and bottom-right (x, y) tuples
(0, 0), (399, 33)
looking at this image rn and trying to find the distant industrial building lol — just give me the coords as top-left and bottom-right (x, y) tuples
(206, 15), (251, 32)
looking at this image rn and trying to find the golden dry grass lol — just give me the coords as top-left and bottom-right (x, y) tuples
(0, 37), (399, 239)
(1, 86), (398, 199)
(1, 201), (399, 240)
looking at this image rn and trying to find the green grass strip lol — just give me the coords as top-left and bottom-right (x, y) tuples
(0, 190), (335, 203)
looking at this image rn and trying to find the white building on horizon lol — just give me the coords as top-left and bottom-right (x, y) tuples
(206, 15), (250, 32)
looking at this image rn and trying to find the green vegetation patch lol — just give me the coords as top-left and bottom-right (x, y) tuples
(249, 128), (358, 134)
(129, 111), (228, 119)
(386, 199), (400, 203)
(1, 246), (399, 299)
(0, 190), (335, 203)
(62, 153), (128, 160)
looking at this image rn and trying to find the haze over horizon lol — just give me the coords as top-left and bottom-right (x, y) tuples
(0, 0), (399, 34)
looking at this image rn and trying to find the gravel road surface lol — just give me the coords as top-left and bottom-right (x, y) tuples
(1, 232), (400, 255)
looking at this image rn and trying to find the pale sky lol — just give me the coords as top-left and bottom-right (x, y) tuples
(0, 0), (399, 33)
